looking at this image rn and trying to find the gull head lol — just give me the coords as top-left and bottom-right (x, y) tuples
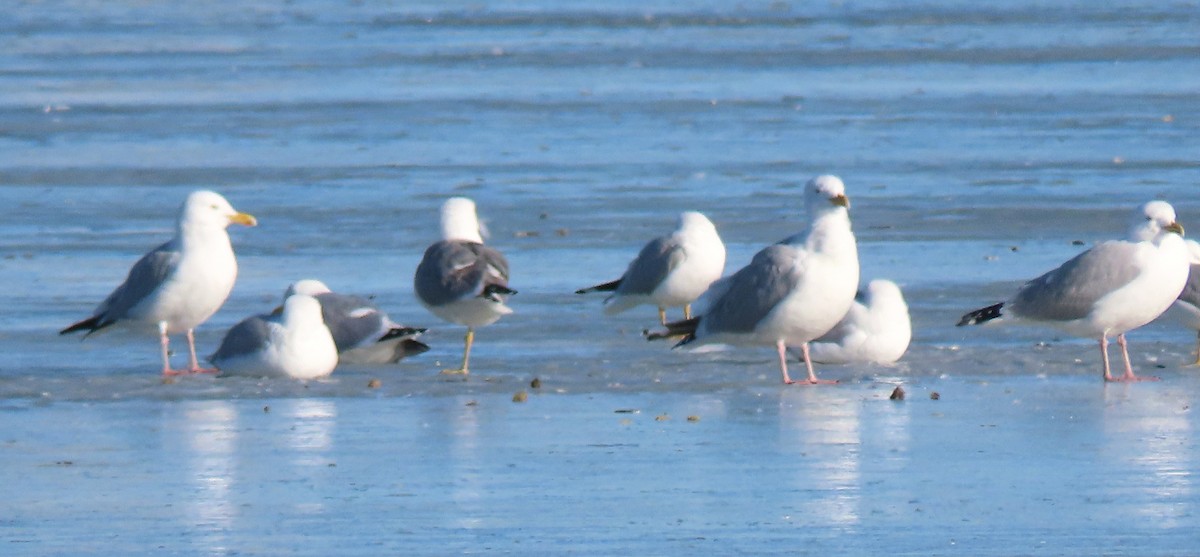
(1129, 200), (1184, 241)
(677, 211), (718, 235)
(281, 294), (326, 328)
(805, 174), (850, 215)
(863, 279), (907, 311)
(285, 279), (333, 299)
(179, 190), (257, 230)
(440, 197), (485, 243)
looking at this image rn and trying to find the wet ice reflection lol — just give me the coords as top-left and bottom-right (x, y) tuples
(777, 388), (863, 527)
(176, 401), (238, 548)
(1102, 388), (1193, 528)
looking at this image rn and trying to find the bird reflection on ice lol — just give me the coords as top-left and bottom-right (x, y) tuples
(281, 398), (338, 465)
(1102, 388), (1193, 527)
(776, 388), (863, 527)
(775, 384), (914, 528)
(177, 400), (238, 547)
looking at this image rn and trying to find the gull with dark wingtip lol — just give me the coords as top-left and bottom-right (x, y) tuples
(60, 190), (257, 375)
(648, 175), (860, 385)
(414, 197), (515, 375)
(958, 201), (1189, 382)
(577, 211), (725, 325)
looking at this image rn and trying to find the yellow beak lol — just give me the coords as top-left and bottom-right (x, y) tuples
(1165, 221), (1185, 236)
(830, 194), (850, 209)
(229, 212), (258, 227)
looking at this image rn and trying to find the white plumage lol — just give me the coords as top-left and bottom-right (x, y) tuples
(60, 190), (257, 375)
(805, 279), (911, 365)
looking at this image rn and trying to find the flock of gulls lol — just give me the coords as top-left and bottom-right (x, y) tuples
(59, 177), (1200, 384)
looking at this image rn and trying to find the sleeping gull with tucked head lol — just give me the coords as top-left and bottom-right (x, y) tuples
(60, 190), (257, 375)
(285, 279), (429, 365)
(414, 197), (515, 375)
(801, 279), (911, 365)
(958, 200), (1189, 382)
(209, 294), (338, 379)
(648, 175), (860, 385)
(577, 211), (726, 325)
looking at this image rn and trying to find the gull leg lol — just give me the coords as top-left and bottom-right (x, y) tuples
(441, 328), (474, 375)
(186, 329), (217, 374)
(159, 322), (184, 376)
(1100, 335), (1114, 382)
(658, 307), (667, 326)
(798, 342), (838, 385)
(683, 304), (692, 320)
(1114, 333), (1159, 382)
(776, 340), (795, 384)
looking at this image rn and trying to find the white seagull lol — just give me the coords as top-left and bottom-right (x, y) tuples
(285, 279), (429, 365)
(414, 197), (515, 375)
(958, 200), (1189, 382)
(60, 190), (257, 375)
(802, 279), (911, 365)
(209, 294), (338, 380)
(577, 211), (726, 325)
(648, 175), (860, 385)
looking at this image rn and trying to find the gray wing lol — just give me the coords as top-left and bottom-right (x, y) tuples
(1009, 241), (1144, 322)
(615, 236), (684, 296)
(414, 240), (511, 307)
(1179, 264), (1200, 307)
(209, 314), (272, 362)
(314, 292), (388, 352)
(701, 245), (799, 334)
(93, 240), (180, 325)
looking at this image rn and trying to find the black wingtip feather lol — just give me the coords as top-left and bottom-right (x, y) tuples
(380, 326), (427, 342)
(481, 284), (517, 302)
(645, 317), (700, 345)
(576, 279), (622, 295)
(60, 316), (105, 336)
(958, 303), (1004, 327)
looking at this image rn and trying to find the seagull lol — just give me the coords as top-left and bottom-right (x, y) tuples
(958, 200), (1189, 382)
(1167, 239), (1200, 365)
(414, 197), (515, 375)
(800, 279), (911, 365)
(285, 279), (429, 365)
(647, 175), (860, 385)
(60, 190), (257, 375)
(576, 211), (726, 325)
(209, 294), (338, 379)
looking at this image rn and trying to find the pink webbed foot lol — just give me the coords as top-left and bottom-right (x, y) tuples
(1105, 373), (1160, 383)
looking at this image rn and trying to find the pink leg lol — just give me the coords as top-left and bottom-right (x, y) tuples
(159, 322), (188, 376)
(1100, 336), (1113, 382)
(186, 329), (217, 374)
(1111, 333), (1159, 382)
(776, 340), (795, 384)
(797, 343), (837, 385)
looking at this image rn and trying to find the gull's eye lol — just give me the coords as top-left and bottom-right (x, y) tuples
(211, 204), (220, 210)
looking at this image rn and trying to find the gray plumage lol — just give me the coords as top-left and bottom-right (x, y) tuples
(1008, 241), (1143, 322)
(414, 240), (511, 307)
(209, 314), (272, 363)
(696, 245), (799, 335)
(61, 241), (179, 334)
(612, 237), (685, 296)
(313, 292), (393, 352)
(1179, 264), (1200, 308)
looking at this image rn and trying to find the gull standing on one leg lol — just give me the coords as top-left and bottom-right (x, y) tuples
(414, 197), (515, 375)
(648, 175), (860, 385)
(577, 211), (726, 325)
(958, 201), (1189, 382)
(60, 190), (257, 375)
